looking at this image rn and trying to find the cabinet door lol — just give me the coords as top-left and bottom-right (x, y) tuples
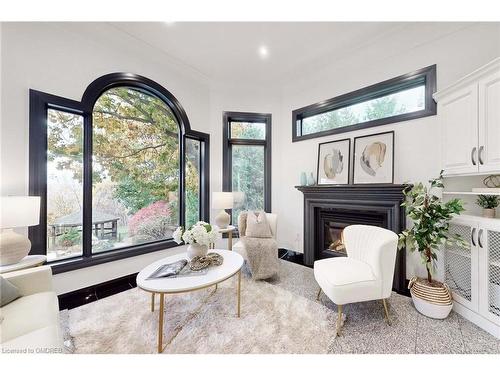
(478, 222), (500, 325)
(478, 69), (500, 173)
(445, 220), (479, 311)
(440, 84), (479, 176)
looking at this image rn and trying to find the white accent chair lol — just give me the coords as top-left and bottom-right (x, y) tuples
(0, 266), (63, 352)
(233, 213), (278, 259)
(314, 225), (399, 336)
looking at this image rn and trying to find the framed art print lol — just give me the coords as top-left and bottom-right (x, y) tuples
(317, 138), (350, 185)
(353, 131), (394, 184)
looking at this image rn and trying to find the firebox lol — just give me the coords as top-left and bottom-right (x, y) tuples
(317, 208), (387, 260)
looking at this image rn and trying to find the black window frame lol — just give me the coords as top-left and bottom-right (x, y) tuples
(29, 73), (210, 274)
(292, 65), (437, 142)
(222, 111), (272, 222)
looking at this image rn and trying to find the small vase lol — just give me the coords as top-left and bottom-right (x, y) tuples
(300, 172), (307, 186)
(307, 172), (316, 186)
(187, 243), (208, 260)
(483, 208), (496, 218)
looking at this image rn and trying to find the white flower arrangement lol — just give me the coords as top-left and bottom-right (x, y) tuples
(172, 221), (219, 247)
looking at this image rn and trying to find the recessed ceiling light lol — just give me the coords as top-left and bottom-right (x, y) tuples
(258, 45), (269, 59)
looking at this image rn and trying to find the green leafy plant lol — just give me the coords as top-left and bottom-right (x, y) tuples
(58, 228), (81, 248)
(398, 172), (466, 284)
(476, 195), (500, 209)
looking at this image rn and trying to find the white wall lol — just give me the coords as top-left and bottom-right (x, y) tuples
(0, 23), (212, 293)
(272, 23), (500, 279)
(2, 22), (500, 294)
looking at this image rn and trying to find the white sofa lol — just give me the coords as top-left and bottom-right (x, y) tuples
(0, 266), (63, 353)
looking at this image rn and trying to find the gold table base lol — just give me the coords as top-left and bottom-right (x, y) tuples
(146, 269), (242, 353)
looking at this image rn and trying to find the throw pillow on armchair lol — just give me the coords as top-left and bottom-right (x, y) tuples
(245, 211), (272, 238)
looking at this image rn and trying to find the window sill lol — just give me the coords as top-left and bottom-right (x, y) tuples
(48, 240), (181, 274)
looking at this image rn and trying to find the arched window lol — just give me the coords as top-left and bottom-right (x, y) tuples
(29, 74), (209, 272)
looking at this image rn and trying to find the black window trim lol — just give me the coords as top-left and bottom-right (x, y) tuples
(29, 73), (210, 274)
(292, 64), (437, 142)
(222, 111), (272, 222)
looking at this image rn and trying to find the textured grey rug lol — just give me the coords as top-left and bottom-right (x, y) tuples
(61, 260), (500, 354)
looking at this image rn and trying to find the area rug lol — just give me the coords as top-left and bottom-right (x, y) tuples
(61, 260), (500, 354)
(63, 276), (338, 354)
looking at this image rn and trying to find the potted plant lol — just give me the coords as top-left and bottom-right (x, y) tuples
(173, 221), (219, 259)
(476, 195), (499, 218)
(398, 172), (466, 319)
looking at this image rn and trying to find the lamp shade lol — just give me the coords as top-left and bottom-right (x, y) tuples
(0, 196), (41, 229)
(212, 192), (234, 209)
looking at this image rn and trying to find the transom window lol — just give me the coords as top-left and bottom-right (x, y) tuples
(29, 73), (209, 272)
(292, 65), (436, 142)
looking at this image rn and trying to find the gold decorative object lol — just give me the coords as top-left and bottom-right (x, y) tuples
(189, 252), (224, 271)
(483, 175), (500, 188)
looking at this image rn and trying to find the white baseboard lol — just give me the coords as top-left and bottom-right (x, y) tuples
(453, 302), (500, 339)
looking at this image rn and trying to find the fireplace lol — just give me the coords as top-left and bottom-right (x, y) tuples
(318, 208), (387, 260)
(296, 184), (407, 294)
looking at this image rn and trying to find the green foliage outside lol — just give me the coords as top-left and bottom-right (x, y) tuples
(398, 172), (466, 284)
(302, 95), (407, 135)
(230, 123), (266, 222)
(48, 87), (201, 238)
(58, 228), (81, 248)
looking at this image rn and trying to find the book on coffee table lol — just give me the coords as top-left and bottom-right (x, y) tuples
(146, 259), (208, 279)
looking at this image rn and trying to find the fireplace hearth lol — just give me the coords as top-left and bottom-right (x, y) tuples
(296, 184), (407, 294)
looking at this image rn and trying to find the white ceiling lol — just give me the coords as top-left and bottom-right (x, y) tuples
(71, 22), (474, 86)
(110, 22), (409, 85)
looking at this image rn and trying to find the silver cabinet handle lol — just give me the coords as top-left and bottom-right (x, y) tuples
(479, 146), (484, 165)
(471, 228), (477, 246)
(478, 229), (484, 248)
(471, 147), (477, 166)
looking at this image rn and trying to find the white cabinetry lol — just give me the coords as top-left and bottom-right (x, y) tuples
(434, 58), (500, 177)
(445, 215), (500, 338)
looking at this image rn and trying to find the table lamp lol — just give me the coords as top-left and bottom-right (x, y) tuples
(0, 196), (41, 266)
(212, 192), (233, 229)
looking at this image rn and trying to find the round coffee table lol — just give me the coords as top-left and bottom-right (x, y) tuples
(136, 249), (244, 353)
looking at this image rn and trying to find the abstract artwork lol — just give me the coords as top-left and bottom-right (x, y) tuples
(316, 138), (350, 185)
(353, 131), (394, 184)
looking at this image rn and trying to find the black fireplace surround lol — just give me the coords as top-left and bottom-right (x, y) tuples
(296, 184), (407, 294)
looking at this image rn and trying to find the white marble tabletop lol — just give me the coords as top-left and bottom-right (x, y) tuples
(136, 249), (243, 294)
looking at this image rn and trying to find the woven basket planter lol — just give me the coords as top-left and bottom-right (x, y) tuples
(409, 277), (453, 319)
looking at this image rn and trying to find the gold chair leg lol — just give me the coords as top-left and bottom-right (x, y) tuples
(336, 304), (343, 337)
(316, 288), (322, 301)
(151, 293), (155, 312)
(382, 299), (391, 326)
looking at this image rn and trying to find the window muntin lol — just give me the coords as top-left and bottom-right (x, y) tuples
(46, 109), (84, 261)
(293, 65), (436, 141)
(230, 121), (266, 140)
(91, 87), (180, 253)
